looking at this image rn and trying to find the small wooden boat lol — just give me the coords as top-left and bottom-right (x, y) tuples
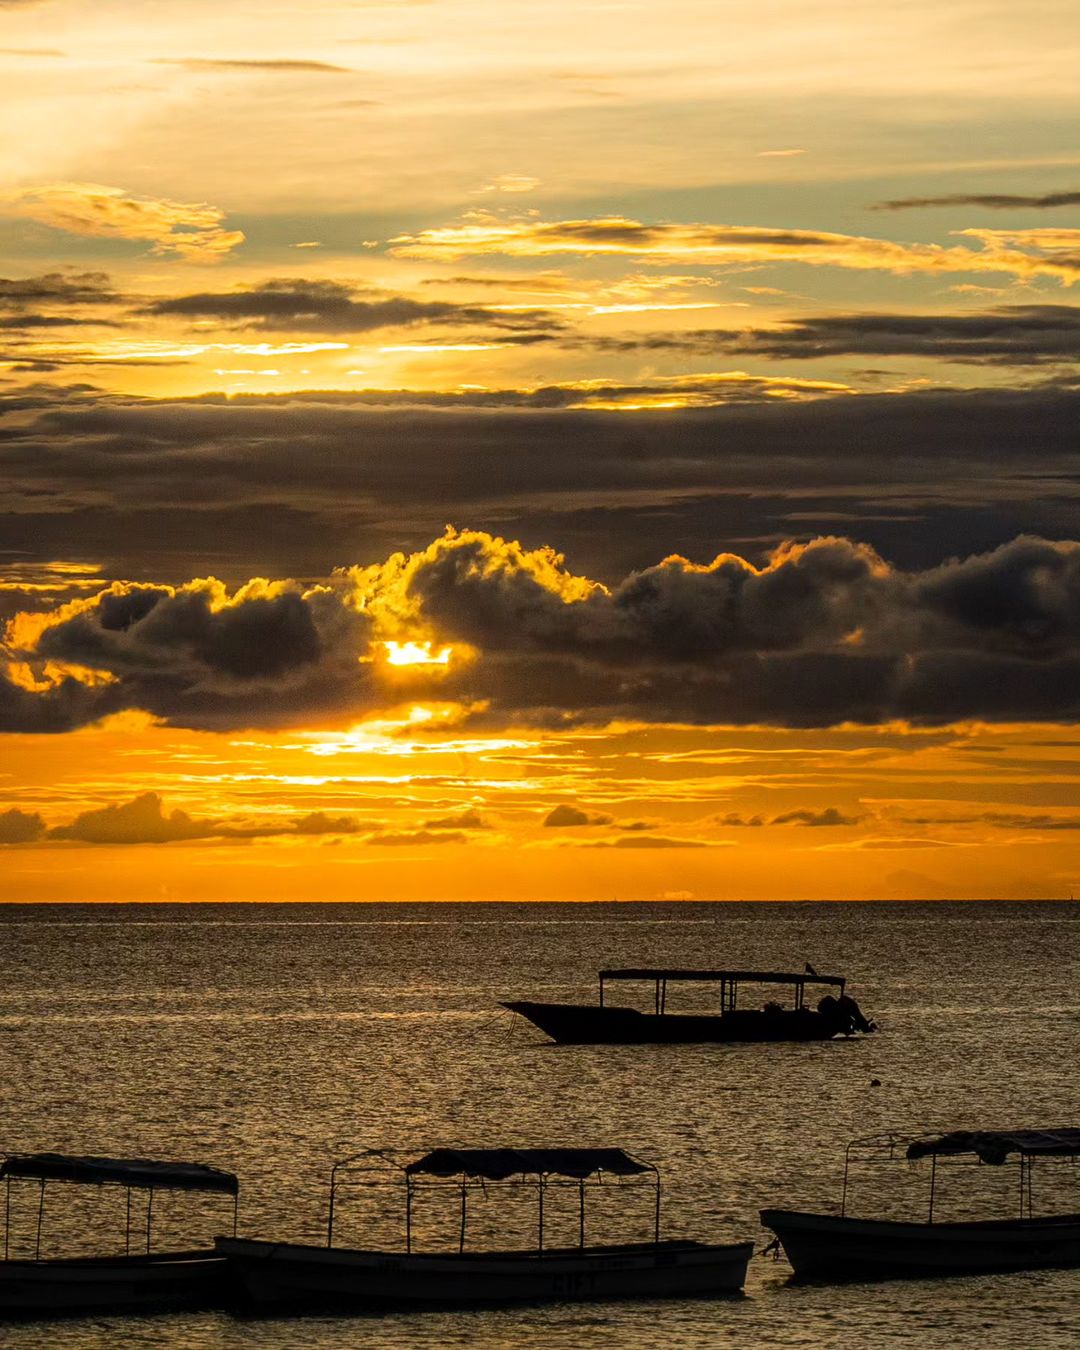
(504, 968), (875, 1044)
(218, 1146), (753, 1309)
(0, 1153), (239, 1317)
(761, 1129), (1080, 1280)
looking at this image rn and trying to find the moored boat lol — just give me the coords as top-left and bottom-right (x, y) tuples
(761, 1129), (1080, 1280)
(504, 967), (875, 1044)
(0, 1153), (239, 1317)
(218, 1146), (753, 1309)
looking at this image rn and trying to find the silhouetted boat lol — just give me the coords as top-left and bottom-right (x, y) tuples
(0, 1153), (239, 1317)
(218, 1146), (753, 1308)
(503, 968), (875, 1043)
(761, 1129), (1080, 1280)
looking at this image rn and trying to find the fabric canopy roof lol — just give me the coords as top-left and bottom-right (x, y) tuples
(906, 1130), (1080, 1164)
(0, 1153), (239, 1194)
(404, 1148), (653, 1180)
(600, 969), (845, 988)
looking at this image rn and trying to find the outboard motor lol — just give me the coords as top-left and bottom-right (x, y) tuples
(817, 993), (876, 1034)
(837, 993), (876, 1033)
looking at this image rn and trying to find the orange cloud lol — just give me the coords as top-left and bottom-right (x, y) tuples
(1, 183), (245, 261)
(390, 216), (1080, 284)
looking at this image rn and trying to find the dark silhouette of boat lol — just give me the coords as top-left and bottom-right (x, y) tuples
(0, 1153), (239, 1317)
(218, 1146), (753, 1308)
(503, 968), (875, 1044)
(761, 1129), (1080, 1280)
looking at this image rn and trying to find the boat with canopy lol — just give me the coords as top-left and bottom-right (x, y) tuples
(503, 967), (875, 1043)
(761, 1129), (1080, 1280)
(0, 1153), (239, 1317)
(217, 1146), (753, 1308)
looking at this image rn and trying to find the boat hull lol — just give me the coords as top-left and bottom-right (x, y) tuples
(216, 1237), (753, 1309)
(0, 1250), (229, 1318)
(760, 1208), (1080, 1280)
(502, 1001), (843, 1045)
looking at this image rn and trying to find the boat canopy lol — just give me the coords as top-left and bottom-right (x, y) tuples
(599, 968), (845, 988)
(906, 1130), (1080, 1165)
(404, 1148), (654, 1180)
(0, 1153), (240, 1195)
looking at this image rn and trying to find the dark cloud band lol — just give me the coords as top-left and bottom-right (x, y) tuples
(871, 191), (1080, 211)
(3, 530), (1077, 733)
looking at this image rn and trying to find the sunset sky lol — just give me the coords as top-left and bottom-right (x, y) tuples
(1, 0), (1077, 901)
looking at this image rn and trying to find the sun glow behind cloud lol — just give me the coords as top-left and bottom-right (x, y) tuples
(382, 640), (454, 666)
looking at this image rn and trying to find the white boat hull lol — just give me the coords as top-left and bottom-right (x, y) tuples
(0, 1250), (229, 1318)
(761, 1208), (1080, 1280)
(216, 1237), (753, 1308)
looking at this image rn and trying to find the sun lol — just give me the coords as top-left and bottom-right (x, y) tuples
(382, 640), (454, 667)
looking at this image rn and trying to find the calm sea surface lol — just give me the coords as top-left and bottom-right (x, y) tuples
(0, 900), (1076, 1349)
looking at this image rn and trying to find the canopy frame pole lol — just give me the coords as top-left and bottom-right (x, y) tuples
(145, 1187), (154, 1254)
(578, 1179), (585, 1249)
(405, 1176), (412, 1255)
(537, 1175), (545, 1255)
(660, 979), (667, 1015)
(654, 979), (661, 1015)
(1018, 1156), (1026, 1219)
(125, 1186), (132, 1255)
(35, 1179), (45, 1259)
(928, 1155), (937, 1224)
(458, 1176), (468, 1253)
(841, 1142), (852, 1217)
(4, 1176), (9, 1261)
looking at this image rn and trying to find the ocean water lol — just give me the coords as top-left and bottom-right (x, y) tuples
(0, 900), (1076, 1349)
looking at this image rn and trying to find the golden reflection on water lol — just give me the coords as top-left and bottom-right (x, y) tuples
(0, 900), (1076, 1348)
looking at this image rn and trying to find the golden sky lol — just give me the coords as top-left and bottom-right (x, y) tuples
(1, 0), (1078, 900)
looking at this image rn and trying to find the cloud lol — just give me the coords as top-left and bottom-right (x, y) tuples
(3, 529), (1080, 733)
(294, 810), (359, 834)
(0, 271), (123, 335)
(141, 279), (560, 334)
(771, 807), (862, 826)
(1, 381), (1077, 588)
(34, 794), (366, 845)
(422, 808), (489, 829)
(717, 808), (860, 826)
(367, 829), (467, 845)
(871, 190), (1080, 211)
(590, 835), (711, 848)
(898, 811), (1080, 830)
(0, 272), (117, 305)
(390, 216), (1080, 283)
(543, 803), (613, 826)
(480, 175), (541, 194)
(0, 807), (45, 843)
(591, 306), (1080, 366)
(49, 791), (211, 844)
(157, 58), (351, 73)
(3, 574), (373, 730)
(1, 184), (244, 261)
